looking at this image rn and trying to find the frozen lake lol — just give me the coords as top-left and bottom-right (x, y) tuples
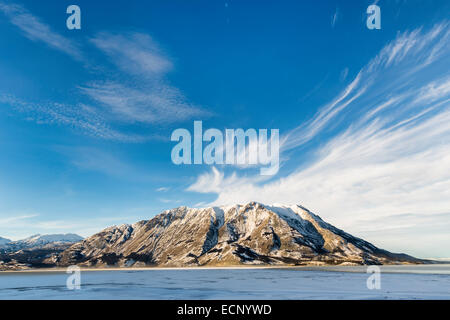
(0, 265), (449, 300)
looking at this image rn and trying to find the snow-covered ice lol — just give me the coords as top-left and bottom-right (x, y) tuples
(0, 265), (449, 300)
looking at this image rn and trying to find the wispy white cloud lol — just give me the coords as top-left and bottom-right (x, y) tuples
(187, 23), (450, 258)
(1, 5), (207, 137)
(188, 167), (267, 194)
(0, 95), (147, 142)
(79, 81), (207, 124)
(414, 77), (450, 104)
(281, 71), (365, 150)
(91, 33), (173, 77)
(0, 214), (39, 225)
(339, 67), (348, 82)
(84, 32), (209, 124)
(282, 22), (450, 152)
(0, 2), (82, 60)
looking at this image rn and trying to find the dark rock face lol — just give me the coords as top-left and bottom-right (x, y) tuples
(54, 202), (424, 268)
(0, 244), (74, 270)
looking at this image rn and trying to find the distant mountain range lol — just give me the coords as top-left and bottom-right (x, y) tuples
(0, 234), (83, 270)
(1, 202), (427, 271)
(0, 234), (83, 251)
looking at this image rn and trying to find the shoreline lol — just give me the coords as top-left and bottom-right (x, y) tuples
(0, 265), (313, 274)
(1, 263), (449, 275)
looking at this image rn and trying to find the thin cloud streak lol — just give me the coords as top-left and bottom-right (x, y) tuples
(282, 22), (450, 152)
(79, 81), (207, 124)
(85, 32), (210, 124)
(0, 94), (147, 142)
(331, 8), (339, 28)
(90, 33), (173, 77)
(0, 2), (82, 60)
(0, 214), (39, 225)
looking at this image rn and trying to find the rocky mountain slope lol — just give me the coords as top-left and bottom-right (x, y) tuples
(53, 202), (424, 268)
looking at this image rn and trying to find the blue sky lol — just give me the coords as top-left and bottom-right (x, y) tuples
(0, 0), (449, 258)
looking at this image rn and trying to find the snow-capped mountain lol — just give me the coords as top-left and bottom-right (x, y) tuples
(16, 234), (83, 247)
(0, 237), (11, 246)
(55, 202), (424, 268)
(0, 233), (83, 270)
(3, 234), (83, 252)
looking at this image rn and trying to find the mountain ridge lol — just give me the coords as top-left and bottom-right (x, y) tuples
(1, 233), (83, 250)
(52, 202), (424, 268)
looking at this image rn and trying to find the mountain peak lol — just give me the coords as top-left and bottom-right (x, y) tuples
(55, 203), (424, 268)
